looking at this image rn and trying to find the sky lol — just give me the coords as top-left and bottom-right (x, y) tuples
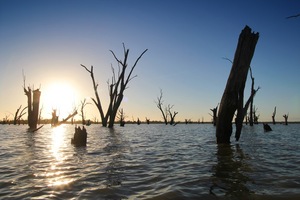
(0, 0), (299, 123)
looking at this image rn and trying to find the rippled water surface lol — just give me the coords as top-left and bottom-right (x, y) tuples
(0, 123), (300, 199)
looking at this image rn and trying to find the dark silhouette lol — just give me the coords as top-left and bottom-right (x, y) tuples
(263, 123), (272, 132)
(283, 113), (289, 125)
(51, 108), (77, 127)
(272, 106), (276, 124)
(23, 83), (41, 131)
(117, 108), (125, 127)
(137, 118), (141, 125)
(145, 117), (150, 124)
(80, 98), (91, 125)
(71, 126), (87, 147)
(216, 26), (259, 144)
(81, 44), (147, 128)
(210, 104), (218, 126)
(155, 89), (168, 125)
(167, 104), (178, 125)
(248, 67), (259, 126)
(13, 105), (27, 125)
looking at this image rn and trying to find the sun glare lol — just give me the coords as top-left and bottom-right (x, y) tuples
(43, 82), (77, 119)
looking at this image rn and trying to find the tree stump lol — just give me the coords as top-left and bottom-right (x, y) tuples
(216, 26), (259, 144)
(71, 126), (87, 147)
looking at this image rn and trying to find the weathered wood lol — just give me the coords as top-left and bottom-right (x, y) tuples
(71, 126), (87, 147)
(216, 26), (259, 144)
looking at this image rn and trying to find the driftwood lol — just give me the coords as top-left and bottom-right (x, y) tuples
(216, 26), (259, 144)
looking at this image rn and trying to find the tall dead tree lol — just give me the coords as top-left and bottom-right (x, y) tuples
(82, 44), (147, 128)
(155, 89), (168, 125)
(216, 26), (259, 144)
(272, 106), (276, 124)
(249, 67), (256, 126)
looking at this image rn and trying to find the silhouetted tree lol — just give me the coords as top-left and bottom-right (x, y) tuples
(253, 106), (259, 124)
(210, 104), (218, 126)
(283, 113), (288, 125)
(155, 89), (168, 125)
(117, 108), (125, 126)
(272, 106), (276, 124)
(145, 117), (150, 124)
(248, 67), (257, 126)
(80, 98), (91, 125)
(167, 104), (178, 125)
(82, 44), (147, 128)
(137, 118), (141, 125)
(235, 85), (260, 141)
(216, 26), (259, 144)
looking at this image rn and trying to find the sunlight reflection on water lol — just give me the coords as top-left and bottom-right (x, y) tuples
(0, 124), (300, 199)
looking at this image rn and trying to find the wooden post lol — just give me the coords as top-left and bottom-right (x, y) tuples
(216, 26), (259, 144)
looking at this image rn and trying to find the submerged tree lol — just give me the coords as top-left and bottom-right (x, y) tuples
(216, 26), (259, 144)
(272, 106), (276, 124)
(167, 104), (178, 125)
(117, 108), (126, 127)
(155, 89), (168, 125)
(82, 44), (147, 128)
(210, 104), (218, 126)
(80, 98), (91, 125)
(283, 113), (289, 125)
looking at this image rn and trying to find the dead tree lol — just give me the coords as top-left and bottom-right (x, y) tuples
(117, 108), (126, 127)
(283, 113), (288, 125)
(155, 89), (168, 125)
(13, 105), (27, 125)
(210, 104), (218, 126)
(253, 106), (259, 124)
(80, 98), (90, 125)
(235, 86), (260, 141)
(249, 67), (256, 126)
(167, 104), (178, 125)
(216, 26), (259, 144)
(272, 106), (276, 124)
(24, 87), (41, 130)
(82, 44), (147, 128)
(145, 117), (150, 124)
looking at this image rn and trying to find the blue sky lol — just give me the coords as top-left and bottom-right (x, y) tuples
(0, 0), (299, 122)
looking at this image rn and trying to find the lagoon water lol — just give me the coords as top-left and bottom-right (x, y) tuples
(0, 123), (299, 199)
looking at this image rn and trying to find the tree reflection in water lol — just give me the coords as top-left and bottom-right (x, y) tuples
(103, 128), (126, 188)
(210, 144), (253, 198)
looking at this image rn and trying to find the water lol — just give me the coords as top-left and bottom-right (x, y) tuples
(0, 123), (299, 199)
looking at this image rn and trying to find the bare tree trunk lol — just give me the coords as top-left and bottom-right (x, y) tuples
(82, 44), (147, 128)
(249, 68), (255, 126)
(24, 86), (41, 130)
(283, 114), (288, 125)
(272, 106), (276, 124)
(210, 104), (218, 126)
(235, 86), (259, 141)
(155, 89), (168, 125)
(216, 26), (259, 144)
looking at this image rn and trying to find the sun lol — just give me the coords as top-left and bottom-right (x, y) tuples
(42, 82), (78, 119)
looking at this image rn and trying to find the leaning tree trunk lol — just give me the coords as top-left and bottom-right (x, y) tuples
(216, 26), (259, 144)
